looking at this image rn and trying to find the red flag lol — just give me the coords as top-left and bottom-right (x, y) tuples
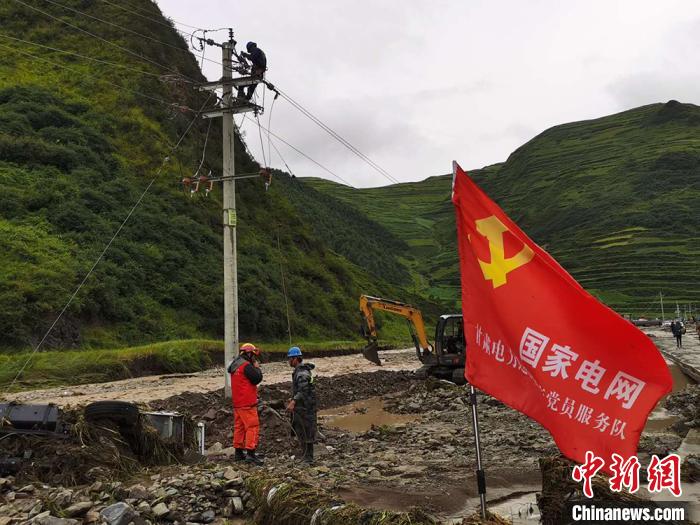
(451, 162), (672, 473)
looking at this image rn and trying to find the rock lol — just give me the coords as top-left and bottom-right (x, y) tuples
(83, 511), (101, 524)
(19, 484), (36, 493)
(28, 502), (44, 518)
(221, 447), (237, 457)
(100, 502), (143, 525)
(231, 497), (244, 514)
(681, 455), (699, 482)
(63, 501), (93, 518)
(639, 433), (682, 455)
(33, 517), (79, 525)
(672, 419), (691, 437)
(206, 442), (223, 455)
(152, 502), (169, 518)
(201, 509), (215, 523)
(203, 408), (218, 420)
(137, 501), (151, 514)
(128, 484), (150, 500)
(222, 467), (240, 481)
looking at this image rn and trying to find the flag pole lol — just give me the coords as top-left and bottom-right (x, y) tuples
(469, 384), (487, 518)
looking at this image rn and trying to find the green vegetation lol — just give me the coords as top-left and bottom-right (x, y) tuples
(3, 0), (697, 369)
(0, 336), (417, 392)
(307, 102), (700, 317)
(0, 339), (223, 391)
(0, 0), (438, 353)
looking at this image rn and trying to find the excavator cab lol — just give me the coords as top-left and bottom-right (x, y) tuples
(430, 315), (466, 384)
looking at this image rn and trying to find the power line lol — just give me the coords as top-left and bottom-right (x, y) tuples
(0, 39), (193, 112)
(37, 0), (224, 70)
(97, 0), (208, 32)
(269, 138), (295, 177)
(243, 114), (355, 187)
(0, 32), (162, 79)
(274, 86), (401, 185)
(23, 0), (400, 186)
(12, 0), (197, 83)
(6, 95), (213, 391)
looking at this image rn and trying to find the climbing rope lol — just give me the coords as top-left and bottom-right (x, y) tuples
(195, 119), (213, 175)
(266, 93), (277, 167)
(255, 89), (268, 167)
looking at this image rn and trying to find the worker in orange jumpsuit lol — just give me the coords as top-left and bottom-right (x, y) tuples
(227, 343), (263, 465)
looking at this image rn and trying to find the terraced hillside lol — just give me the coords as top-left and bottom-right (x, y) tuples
(306, 101), (700, 317)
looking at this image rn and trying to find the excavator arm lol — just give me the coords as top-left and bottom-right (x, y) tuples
(359, 295), (432, 365)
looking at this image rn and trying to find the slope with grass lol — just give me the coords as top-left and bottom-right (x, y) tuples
(306, 102), (700, 316)
(0, 0), (432, 352)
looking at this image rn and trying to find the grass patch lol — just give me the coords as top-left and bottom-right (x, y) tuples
(0, 337), (413, 393)
(0, 339), (223, 392)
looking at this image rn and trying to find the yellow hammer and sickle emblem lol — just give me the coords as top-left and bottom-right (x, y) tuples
(474, 216), (534, 289)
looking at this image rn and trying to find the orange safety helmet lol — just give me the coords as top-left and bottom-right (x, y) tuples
(240, 343), (260, 356)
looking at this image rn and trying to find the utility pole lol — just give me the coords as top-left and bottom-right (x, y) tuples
(197, 30), (263, 398)
(659, 292), (664, 322)
(222, 39), (238, 399)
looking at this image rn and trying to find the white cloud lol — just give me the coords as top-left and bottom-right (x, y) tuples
(158, 0), (700, 187)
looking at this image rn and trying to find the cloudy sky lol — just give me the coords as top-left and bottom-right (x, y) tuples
(160, 0), (700, 188)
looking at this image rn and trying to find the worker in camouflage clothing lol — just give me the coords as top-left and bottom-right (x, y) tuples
(285, 346), (317, 464)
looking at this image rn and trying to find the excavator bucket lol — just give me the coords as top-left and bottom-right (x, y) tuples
(362, 340), (382, 366)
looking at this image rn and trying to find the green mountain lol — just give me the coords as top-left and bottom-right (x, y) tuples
(4, 0), (698, 353)
(306, 101), (700, 317)
(0, 0), (429, 350)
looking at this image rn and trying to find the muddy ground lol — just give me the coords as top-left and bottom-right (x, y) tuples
(2, 342), (699, 523)
(2, 349), (415, 406)
(149, 367), (697, 521)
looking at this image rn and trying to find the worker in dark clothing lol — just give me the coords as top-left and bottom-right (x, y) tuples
(227, 343), (264, 465)
(285, 346), (317, 464)
(671, 321), (683, 348)
(237, 41), (267, 101)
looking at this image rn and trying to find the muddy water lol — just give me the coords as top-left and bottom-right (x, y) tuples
(645, 359), (695, 433)
(319, 397), (418, 433)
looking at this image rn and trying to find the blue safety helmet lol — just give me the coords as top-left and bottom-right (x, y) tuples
(287, 346), (302, 358)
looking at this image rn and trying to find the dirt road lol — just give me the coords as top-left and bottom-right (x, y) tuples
(3, 348), (417, 406)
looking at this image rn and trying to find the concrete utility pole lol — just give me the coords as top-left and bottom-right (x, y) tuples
(198, 31), (263, 398)
(659, 292), (665, 322)
(221, 41), (238, 399)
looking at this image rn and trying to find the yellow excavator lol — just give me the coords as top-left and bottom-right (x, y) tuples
(359, 295), (467, 384)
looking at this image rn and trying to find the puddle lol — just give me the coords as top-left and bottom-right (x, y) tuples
(319, 397), (418, 433)
(488, 491), (540, 524)
(645, 360), (695, 433)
